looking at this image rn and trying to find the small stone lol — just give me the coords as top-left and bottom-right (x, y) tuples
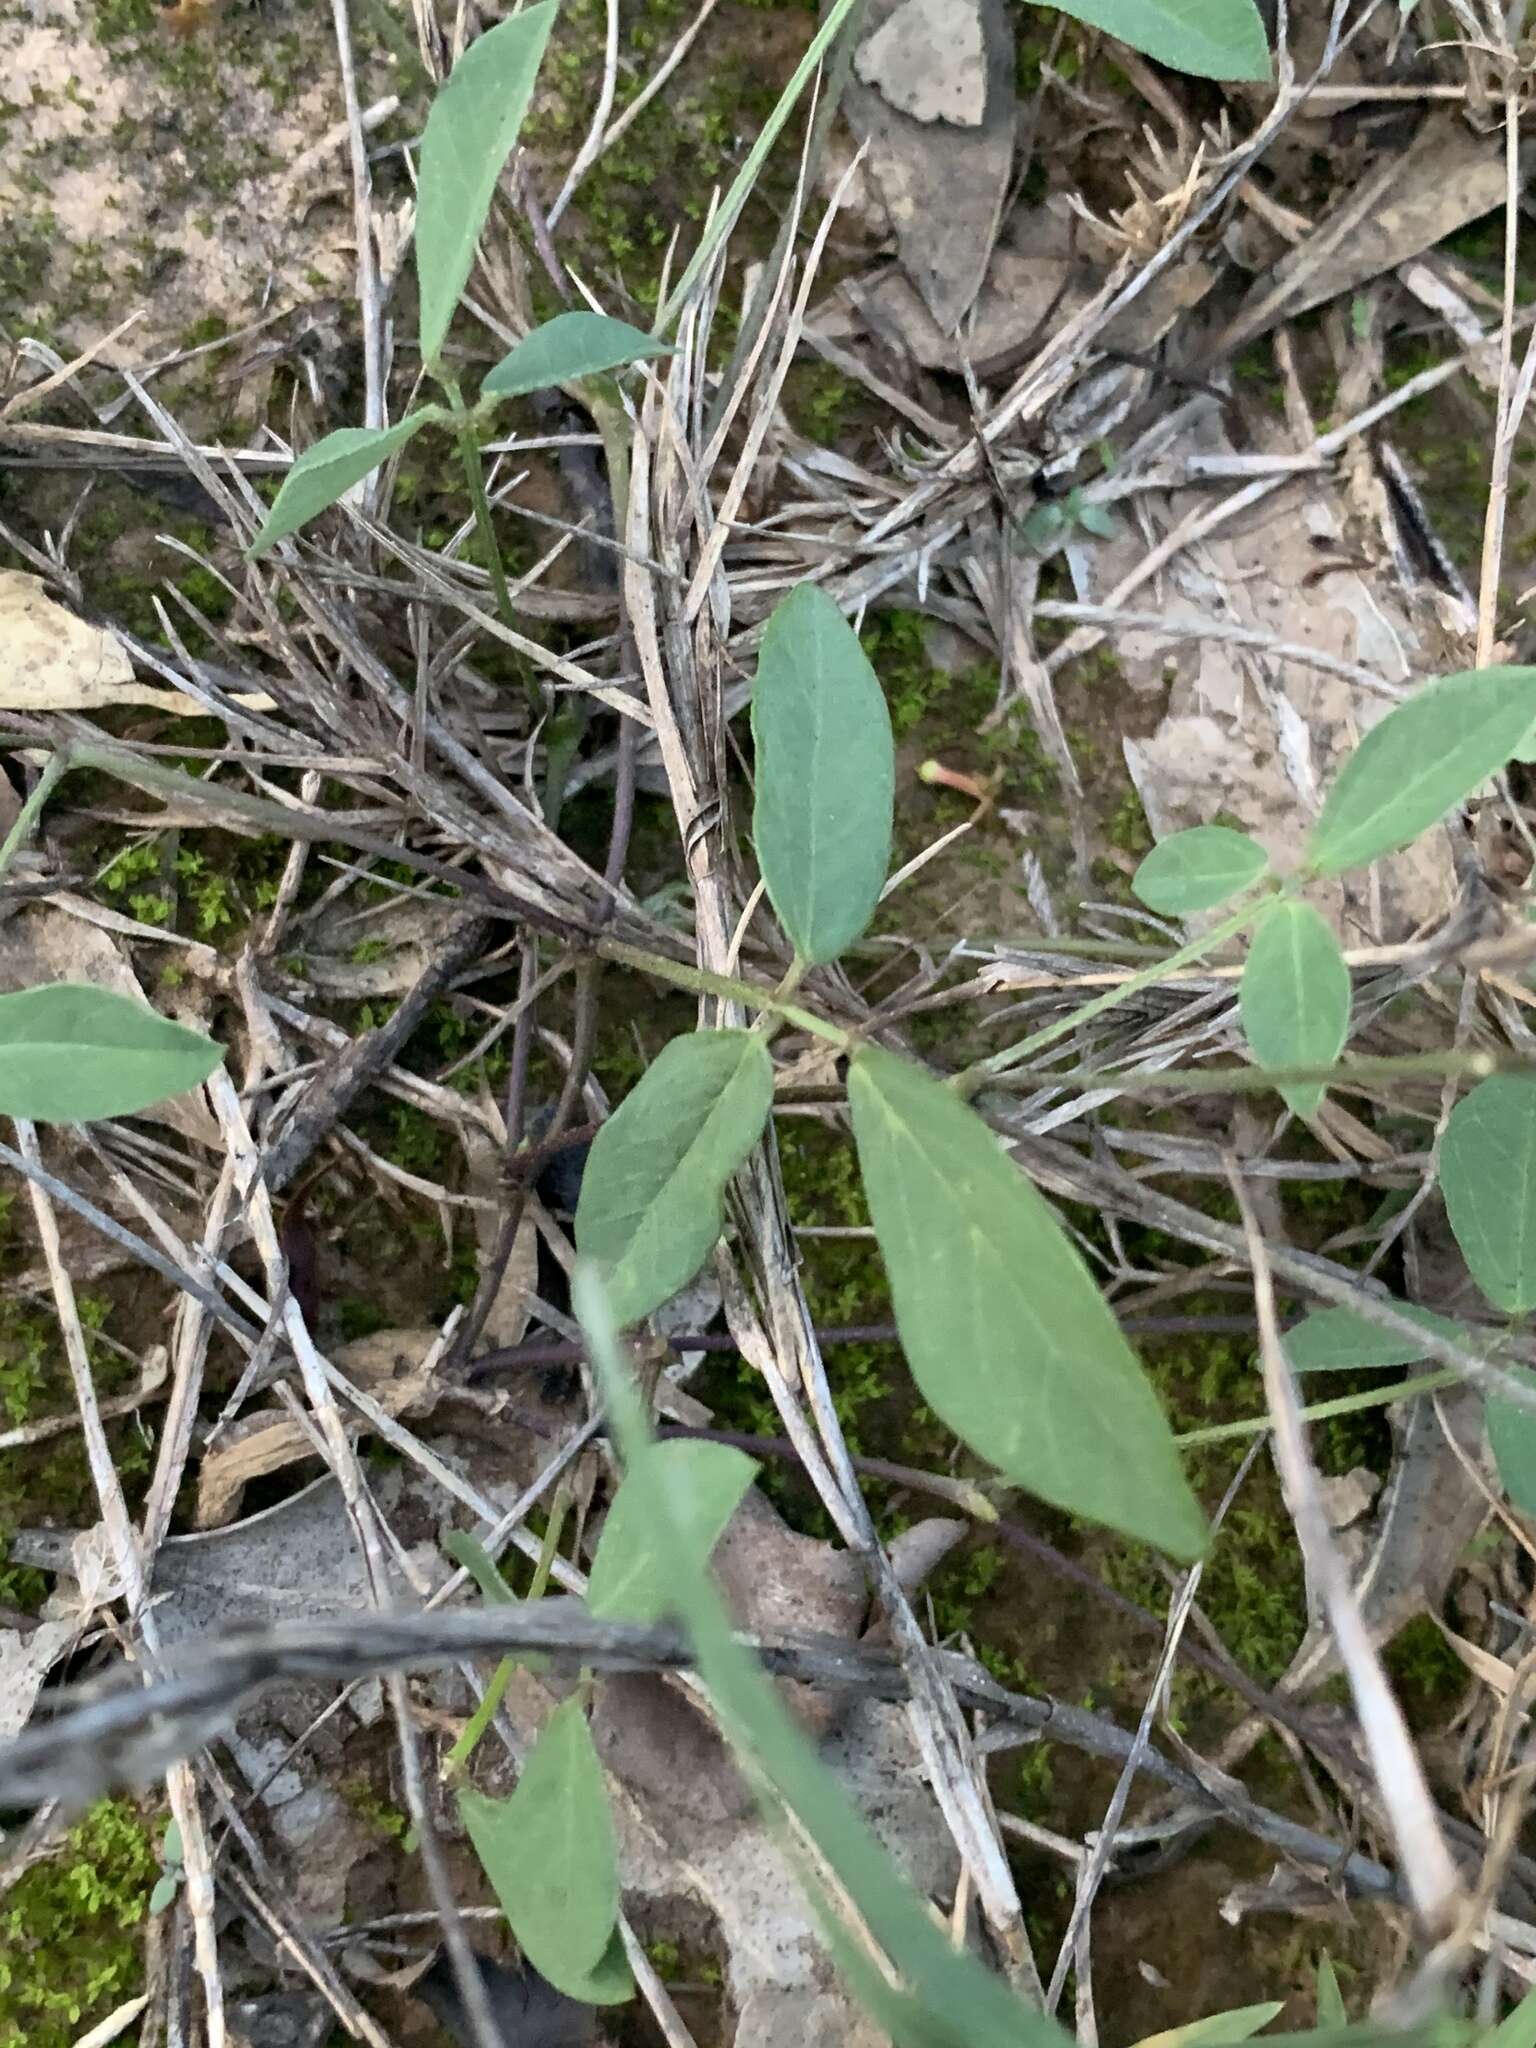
(854, 0), (986, 128)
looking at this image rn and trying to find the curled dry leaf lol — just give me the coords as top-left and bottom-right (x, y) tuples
(0, 1617), (78, 1744)
(0, 571), (273, 715)
(842, 0), (1015, 330)
(194, 1328), (440, 1526)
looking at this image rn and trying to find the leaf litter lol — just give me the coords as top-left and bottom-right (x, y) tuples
(5, 0), (1536, 2039)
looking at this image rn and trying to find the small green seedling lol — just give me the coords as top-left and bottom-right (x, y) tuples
(147, 1819), (184, 1918)
(246, 8), (669, 586)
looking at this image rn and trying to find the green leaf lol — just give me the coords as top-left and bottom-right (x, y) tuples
(588, 1440), (756, 1622)
(1051, 0), (1269, 80)
(1283, 1304), (1470, 1373)
(457, 1697), (618, 1994)
(1306, 667), (1536, 876)
(162, 1820), (183, 1868)
(847, 1046), (1206, 1557)
(574, 1029), (773, 1326)
(752, 582), (894, 966)
(148, 1873), (180, 1917)
(1315, 1956), (1346, 2030)
(1131, 2002), (1285, 2048)
(442, 1528), (516, 1604)
(416, 3), (557, 368)
(1487, 1981), (1536, 2048)
(1132, 826), (1268, 915)
(247, 414), (436, 556)
(1238, 900), (1350, 1118)
(483, 312), (672, 400)
(574, 1265), (1073, 2048)
(543, 1927), (634, 2004)
(1490, 1385), (1536, 1514)
(1441, 1077), (1536, 1312)
(0, 984), (223, 1123)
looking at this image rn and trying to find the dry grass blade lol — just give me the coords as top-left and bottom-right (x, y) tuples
(1227, 1157), (1466, 1940)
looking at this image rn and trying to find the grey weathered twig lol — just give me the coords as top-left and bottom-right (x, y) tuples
(0, 1602), (1411, 1914)
(261, 911), (493, 1192)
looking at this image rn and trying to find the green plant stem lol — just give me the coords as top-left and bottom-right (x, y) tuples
(977, 1047), (1512, 1100)
(444, 1486), (571, 1780)
(596, 937), (848, 1046)
(443, 380), (535, 704)
(954, 897), (1271, 1096)
(1176, 1367), (1457, 1448)
(0, 746), (71, 884)
(753, 959), (809, 1045)
(653, 0), (864, 332)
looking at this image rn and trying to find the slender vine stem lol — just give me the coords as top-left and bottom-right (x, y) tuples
(442, 380), (541, 723)
(442, 1488), (571, 1780)
(1176, 1366), (1458, 1449)
(953, 894), (1273, 1096)
(0, 746), (71, 885)
(597, 938), (849, 1046)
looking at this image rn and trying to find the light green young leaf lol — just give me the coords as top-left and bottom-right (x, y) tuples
(1052, 0), (1269, 79)
(1131, 2002), (1285, 2048)
(1306, 667), (1536, 876)
(847, 1047), (1206, 1557)
(1238, 901), (1350, 1118)
(574, 1264), (1073, 2048)
(457, 1697), (618, 1995)
(752, 582), (894, 966)
(1441, 1077), (1536, 1312)
(148, 1873), (180, 1917)
(483, 312), (672, 400)
(0, 984), (223, 1122)
(416, 3), (558, 368)
(1315, 1956), (1346, 2030)
(247, 414), (437, 556)
(588, 1440), (756, 1622)
(574, 1029), (773, 1326)
(1132, 826), (1269, 915)
(162, 1820), (184, 1869)
(1283, 1304), (1470, 1373)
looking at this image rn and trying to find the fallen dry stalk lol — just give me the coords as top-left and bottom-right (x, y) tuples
(0, 1602), (1414, 1911)
(1228, 1158), (1467, 1941)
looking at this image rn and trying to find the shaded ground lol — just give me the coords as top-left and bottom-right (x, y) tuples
(2, 0), (1533, 2044)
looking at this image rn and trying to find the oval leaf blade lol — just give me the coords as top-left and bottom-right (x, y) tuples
(1306, 666), (1536, 876)
(1132, 825), (1268, 915)
(574, 1029), (773, 1326)
(0, 984), (223, 1122)
(588, 1440), (757, 1622)
(847, 1047), (1206, 1557)
(1052, 0), (1269, 79)
(752, 583), (894, 966)
(248, 415), (435, 556)
(1238, 900), (1349, 1118)
(1441, 1076), (1536, 1312)
(483, 312), (672, 400)
(1283, 1303), (1470, 1373)
(1488, 1382), (1536, 1517)
(416, 3), (558, 368)
(457, 1698), (618, 1993)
